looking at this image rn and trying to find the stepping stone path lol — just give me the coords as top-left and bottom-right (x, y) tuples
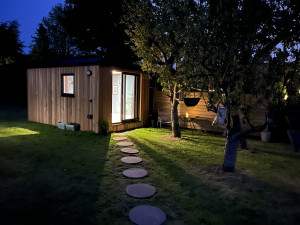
(114, 133), (127, 136)
(121, 148), (139, 154)
(113, 137), (128, 141)
(126, 183), (156, 198)
(123, 168), (148, 178)
(115, 132), (166, 224)
(121, 156), (142, 164)
(114, 131), (133, 136)
(116, 141), (134, 147)
(129, 205), (166, 225)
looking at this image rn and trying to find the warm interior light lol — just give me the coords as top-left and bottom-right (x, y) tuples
(186, 113), (189, 118)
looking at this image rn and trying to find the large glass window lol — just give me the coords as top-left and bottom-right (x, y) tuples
(124, 74), (136, 120)
(112, 71), (122, 123)
(61, 74), (74, 97)
(112, 71), (139, 123)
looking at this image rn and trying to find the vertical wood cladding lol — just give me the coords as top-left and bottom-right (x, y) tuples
(153, 90), (216, 119)
(153, 90), (267, 132)
(28, 66), (99, 133)
(27, 66), (149, 133)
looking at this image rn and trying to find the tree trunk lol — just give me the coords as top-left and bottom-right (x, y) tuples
(222, 115), (241, 172)
(239, 117), (248, 150)
(239, 134), (248, 150)
(222, 132), (241, 172)
(171, 84), (181, 138)
(222, 114), (268, 172)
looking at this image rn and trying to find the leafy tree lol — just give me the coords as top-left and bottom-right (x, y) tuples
(0, 21), (27, 106)
(262, 48), (300, 112)
(63, 0), (137, 67)
(0, 21), (23, 65)
(30, 4), (80, 61)
(125, 0), (300, 171)
(183, 0), (300, 171)
(124, 0), (201, 137)
(259, 47), (300, 137)
(30, 23), (52, 63)
(44, 4), (80, 57)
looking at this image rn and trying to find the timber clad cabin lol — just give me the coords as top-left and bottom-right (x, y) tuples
(27, 62), (149, 133)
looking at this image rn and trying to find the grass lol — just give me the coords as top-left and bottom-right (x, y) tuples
(0, 107), (299, 225)
(104, 128), (300, 225)
(0, 109), (111, 225)
(125, 129), (300, 224)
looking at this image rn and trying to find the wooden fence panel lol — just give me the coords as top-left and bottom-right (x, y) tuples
(152, 90), (267, 133)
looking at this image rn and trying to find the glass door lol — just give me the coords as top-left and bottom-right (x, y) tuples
(112, 71), (122, 123)
(112, 72), (139, 123)
(123, 74), (136, 120)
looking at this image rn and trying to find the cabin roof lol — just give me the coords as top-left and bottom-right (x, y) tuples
(27, 57), (141, 72)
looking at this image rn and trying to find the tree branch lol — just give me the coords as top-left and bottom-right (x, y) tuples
(251, 16), (300, 65)
(236, 116), (268, 140)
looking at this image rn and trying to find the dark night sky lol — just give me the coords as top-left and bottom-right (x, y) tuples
(0, 0), (65, 54)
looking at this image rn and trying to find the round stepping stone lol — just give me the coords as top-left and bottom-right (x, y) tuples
(121, 156), (142, 164)
(114, 131), (132, 136)
(121, 148), (139, 154)
(113, 137), (128, 141)
(126, 183), (156, 198)
(116, 141), (134, 147)
(129, 205), (166, 225)
(123, 168), (148, 178)
(114, 132), (127, 136)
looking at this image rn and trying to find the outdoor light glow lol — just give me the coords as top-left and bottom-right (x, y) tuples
(0, 127), (39, 138)
(186, 113), (189, 118)
(284, 94), (288, 100)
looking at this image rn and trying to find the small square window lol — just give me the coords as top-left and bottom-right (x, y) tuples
(61, 74), (75, 97)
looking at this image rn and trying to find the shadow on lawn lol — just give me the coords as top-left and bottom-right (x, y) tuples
(130, 136), (300, 225)
(254, 148), (300, 160)
(0, 121), (111, 225)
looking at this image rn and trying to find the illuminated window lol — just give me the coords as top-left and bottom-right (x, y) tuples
(112, 71), (140, 123)
(61, 74), (75, 97)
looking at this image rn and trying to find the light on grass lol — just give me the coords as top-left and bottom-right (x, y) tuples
(0, 127), (40, 138)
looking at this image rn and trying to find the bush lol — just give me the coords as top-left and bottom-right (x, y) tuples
(98, 119), (109, 135)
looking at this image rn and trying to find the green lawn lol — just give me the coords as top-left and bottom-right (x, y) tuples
(0, 112), (299, 225)
(0, 118), (111, 225)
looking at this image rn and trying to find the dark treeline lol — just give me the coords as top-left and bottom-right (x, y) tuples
(30, 0), (138, 68)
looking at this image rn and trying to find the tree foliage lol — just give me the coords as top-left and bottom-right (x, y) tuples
(183, 0), (300, 118)
(189, 0), (299, 172)
(43, 4), (80, 57)
(124, 0), (203, 137)
(62, 0), (137, 67)
(260, 48), (300, 112)
(0, 21), (23, 65)
(30, 4), (81, 62)
(125, 0), (300, 171)
(30, 1), (139, 67)
(30, 23), (52, 63)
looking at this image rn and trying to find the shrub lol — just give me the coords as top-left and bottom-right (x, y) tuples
(98, 119), (109, 135)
